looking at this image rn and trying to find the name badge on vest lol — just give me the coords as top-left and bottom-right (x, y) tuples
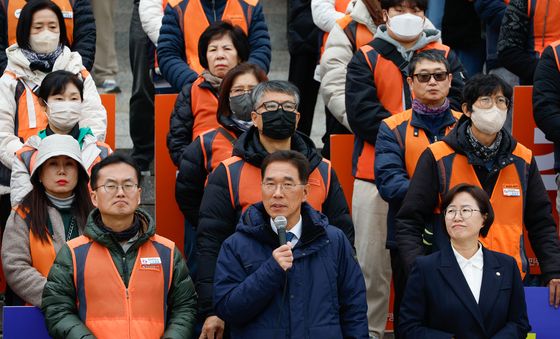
(140, 257), (162, 271)
(14, 9), (21, 19)
(503, 185), (521, 197)
(61, 11), (74, 19)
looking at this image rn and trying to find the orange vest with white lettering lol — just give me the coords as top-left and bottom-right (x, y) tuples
(428, 140), (533, 278)
(353, 41), (451, 180)
(167, 0), (255, 74)
(221, 156), (331, 212)
(67, 234), (175, 338)
(6, 0), (74, 47)
(528, 0), (560, 55)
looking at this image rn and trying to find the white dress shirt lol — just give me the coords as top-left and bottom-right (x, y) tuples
(271, 216), (303, 247)
(452, 243), (484, 304)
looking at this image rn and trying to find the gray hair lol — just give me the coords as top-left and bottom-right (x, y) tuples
(251, 80), (301, 110)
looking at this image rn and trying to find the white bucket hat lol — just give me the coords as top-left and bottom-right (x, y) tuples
(30, 134), (88, 178)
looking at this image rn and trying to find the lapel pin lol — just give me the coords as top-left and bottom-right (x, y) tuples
(496, 272), (501, 276)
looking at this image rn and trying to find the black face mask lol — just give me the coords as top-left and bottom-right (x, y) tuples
(261, 109), (297, 139)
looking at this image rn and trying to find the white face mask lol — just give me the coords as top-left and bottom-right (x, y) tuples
(387, 13), (425, 41)
(470, 106), (507, 135)
(47, 101), (81, 132)
(29, 30), (59, 54)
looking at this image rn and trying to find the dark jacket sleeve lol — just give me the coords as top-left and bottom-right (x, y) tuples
(71, 0), (96, 71)
(533, 46), (560, 144)
(167, 83), (195, 166)
(474, 0), (507, 29)
(196, 164), (239, 318)
(175, 137), (207, 227)
(42, 245), (94, 339)
(374, 121), (410, 204)
(395, 149), (440, 273)
(491, 255), (531, 338)
(213, 239), (286, 325)
(497, 0), (538, 84)
(523, 157), (560, 284)
(246, 2), (271, 73)
(346, 49), (391, 145)
(0, 5), (7, 73)
(321, 168), (355, 246)
(446, 49), (467, 111)
(157, 4), (199, 91)
(398, 257), (455, 338)
(334, 230), (369, 338)
(163, 246), (198, 339)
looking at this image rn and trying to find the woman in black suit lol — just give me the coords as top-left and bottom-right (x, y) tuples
(398, 183), (530, 338)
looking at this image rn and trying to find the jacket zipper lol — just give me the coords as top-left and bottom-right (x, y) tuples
(123, 255), (131, 338)
(212, 0), (217, 22)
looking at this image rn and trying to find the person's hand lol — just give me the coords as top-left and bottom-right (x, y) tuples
(273, 244), (293, 271)
(199, 316), (224, 339)
(549, 279), (560, 308)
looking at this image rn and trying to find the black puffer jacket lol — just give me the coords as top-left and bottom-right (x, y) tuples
(287, 0), (321, 55)
(395, 119), (560, 284)
(0, 0), (96, 72)
(195, 127), (354, 318)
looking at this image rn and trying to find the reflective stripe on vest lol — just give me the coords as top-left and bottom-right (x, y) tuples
(428, 141), (532, 277)
(222, 156), (331, 212)
(7, 0), (74, 47)
(352, 42), (451, 180)
(68, 234), (175, 338)
(528, 0), (560, 55)
(200, 127), (235, 173)
(178, 0), (252, 74)
(16, 145), (38, 173)
(191, 76), (220, 141)
(320, 0), (352, 55)
(15, 206), (57, 279)
(337, 15), (374, 53)
(382, 109), (462, 177)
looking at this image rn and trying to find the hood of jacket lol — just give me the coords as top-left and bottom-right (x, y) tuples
(441, 117), (519, 169)
(236, 202), (330, 250)
(232, 126), (324, 170)
(83, 208), (155, 251)
(374, 22), (441, 61)
(5, 45), (85, 86)
(349, 0), (378, 32)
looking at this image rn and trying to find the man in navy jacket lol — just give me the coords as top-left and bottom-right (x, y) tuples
(213, 150), (368, 338)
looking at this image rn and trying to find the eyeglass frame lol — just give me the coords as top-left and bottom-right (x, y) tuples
(255, 101), (298, 113)
(229, 87), (254, 97)
(444, 207), (482, 220)
(93, 183), (139, 194)
(411, 71), (450, 83)
(261, 182), (306, 193)
(475, 96), (510, 110)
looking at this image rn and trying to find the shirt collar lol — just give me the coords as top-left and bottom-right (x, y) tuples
(452, 242), (484, 270)
(270, 215), (303, 240)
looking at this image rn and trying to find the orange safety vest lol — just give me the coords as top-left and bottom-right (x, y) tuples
(528, 0), (560, 55)
(428, 141), (533, 277)
(191, 76), (220, 141)
(382, 109), (462, 177)
(167, 0), (255, 74)
(352, 41), (451, 180)
(67, 234), (175, 338)
(320, 0), (352, 55)
(6, 0), (74, 47)
(199, 127), (236, 173)
(336, 15), (373, 53)
(222, 156), (331, 212)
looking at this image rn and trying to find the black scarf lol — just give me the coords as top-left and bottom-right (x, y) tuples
(21, 45), (63, 72)
(95, 213), (142, 242)
(465, 124), (503, 162)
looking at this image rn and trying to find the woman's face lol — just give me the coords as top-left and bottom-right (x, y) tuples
(39, 155), (79, 199)
(207, 34), (240, 78)
(444, 192), (486, 243)
(46, 83), (82, 106)
(230, 72), (259, 98)
(31, 9), (60, 36)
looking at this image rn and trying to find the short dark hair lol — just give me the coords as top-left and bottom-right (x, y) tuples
(408, 49), (450, 75)
(380, 0), (428, 11)
(462, 74), (513, 112)
(441, 183), (494, 238)
(251, 80), (301, 110)
(38, 70), (84, 102)
(198, 21), (250, 70)
(217, 63), (268, 118)
(16, 0), (68, 51)
(90, 153), (142, 189)
(261, 150), (310, 184)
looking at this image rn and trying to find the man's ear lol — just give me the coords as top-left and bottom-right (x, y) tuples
(90, 190), (98, 208)
(462, 103), (471, 117)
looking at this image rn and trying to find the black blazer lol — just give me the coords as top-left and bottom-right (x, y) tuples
(398, 243), (530, 338)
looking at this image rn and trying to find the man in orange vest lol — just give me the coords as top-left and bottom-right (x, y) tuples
(196, 80), (354, 338)
(344, 0), (465, 337)
(157, 0), (271, 92)
(42, 153), (197, 338)
(498, 0), (560, 84)
(374, 50), (461, 335)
